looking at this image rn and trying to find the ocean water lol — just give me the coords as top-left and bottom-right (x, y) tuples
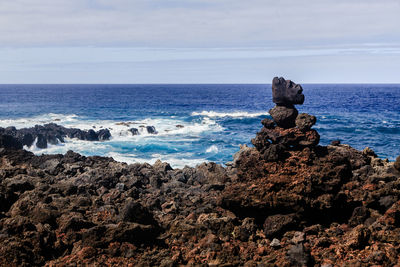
(0, 84), (399, 168)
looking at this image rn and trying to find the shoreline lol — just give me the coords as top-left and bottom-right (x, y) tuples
(1, 107), (400, 265)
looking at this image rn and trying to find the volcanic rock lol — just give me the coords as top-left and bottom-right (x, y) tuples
(0, 135), (22, 150)
(295, 113), (316, 131)
(272, 77), (305, 105)
(395, 155), (400, 171)
(0, 123), (112, 149)
(269, 105), (298, 128)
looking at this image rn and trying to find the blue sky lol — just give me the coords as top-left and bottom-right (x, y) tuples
(0, 0), (399, 83)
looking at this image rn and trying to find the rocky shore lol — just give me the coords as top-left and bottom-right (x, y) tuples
(0, 123), (158, 149)
(1, 78), (400, 266)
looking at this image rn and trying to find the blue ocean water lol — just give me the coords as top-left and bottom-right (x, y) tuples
(0, 84), (399, 167)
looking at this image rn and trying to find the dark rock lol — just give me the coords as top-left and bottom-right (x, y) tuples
(0, 123), (112, 149)
(330, 140), (341, 146)
(97, 129), (111, 140)
(287, 244), (311, 267)
(261, 118), (275, 129)
(146, 126), (157, 134)
(264, 214), (297, 238)
(129, 128), (139, 135)
(0, 135), (23, 150)
(36, 134), (48, 149)
(119, 200), (157, 225)
(85, 129), (98, 141)
(295, 113), (316, 131)
(394, 155), (400, 171)
(272, 77), (305, 105)
(269, 105), (298, 128)
(348, 206), (370, 226)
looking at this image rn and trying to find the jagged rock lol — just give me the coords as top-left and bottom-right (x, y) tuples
(264, 214), (298, 238)
(129, 128), (139, 135)
(0, 123), (112, 149)
(272, 77), (305, 105)
(394, 155), (400, 171)
(269, 105), (298, 128)
(295, 113), (316, 131)
(0, 135), (22, 149)
(146, 126), (157, 134)
(287, 244), (311, 267)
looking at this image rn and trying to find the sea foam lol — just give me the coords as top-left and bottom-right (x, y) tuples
(191, 110), (268, 118)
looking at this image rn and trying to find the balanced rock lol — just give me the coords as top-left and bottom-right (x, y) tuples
(269, 105), (298, 128)
(272, 77), (305, 105)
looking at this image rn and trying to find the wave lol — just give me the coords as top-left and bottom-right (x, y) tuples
(191, 110), (268, 118)
(206, 145), (219, 153)
(0, 113), (223, 140)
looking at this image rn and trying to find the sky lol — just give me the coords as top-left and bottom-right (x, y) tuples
(0, 0), (399, 83)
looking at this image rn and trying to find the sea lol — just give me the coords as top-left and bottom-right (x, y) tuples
(0, 84), (399, 168)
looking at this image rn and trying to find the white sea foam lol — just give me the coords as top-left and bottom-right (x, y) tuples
(191, 110), (268, 118)
(0, 113), (223, 140)
(0, 113), (80, 129)
(106, 152), (206, 168)
(206, 145), (219, 153)
(11, 113), (219, 168)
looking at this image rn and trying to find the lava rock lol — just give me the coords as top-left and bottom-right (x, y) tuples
(264, 214), (297, 238)
(0, 134), (23, 149)
(129, 128), (139, 135)
(272, 77), (305, 105)
(295, 113), (316, 131)
(146, 126), (157, 134)
(269, 105), (298, 128)
(394, 155), (400, 171)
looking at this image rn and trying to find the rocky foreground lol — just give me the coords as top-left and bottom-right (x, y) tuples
(1, 79), (400, 266)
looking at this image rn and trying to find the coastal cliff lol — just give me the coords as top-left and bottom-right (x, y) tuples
(1, 79), (400, 266)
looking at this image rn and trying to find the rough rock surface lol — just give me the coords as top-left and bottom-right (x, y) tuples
(1, 80), (400, 265)
(0, 123), (112, 149)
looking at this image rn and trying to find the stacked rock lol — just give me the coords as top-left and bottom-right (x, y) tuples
(251, 77), (320, 161)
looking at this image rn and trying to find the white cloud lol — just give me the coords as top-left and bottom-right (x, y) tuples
(0, 0), (399, 47)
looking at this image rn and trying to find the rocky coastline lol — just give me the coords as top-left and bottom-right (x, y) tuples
(1, 78), (400, 266)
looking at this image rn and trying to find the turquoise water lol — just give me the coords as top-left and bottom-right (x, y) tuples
(0, 84), (399, 167)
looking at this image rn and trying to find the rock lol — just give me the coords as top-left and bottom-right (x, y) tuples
(264, 214), (297, 238)
(394, 155), (400, 171)
(0, 123), (112, 149)
(270, 238), (281, 248)
(344, 225), (370, 249)
(119, 200), (156, 225)
(330, 140), (341, 146)
(287, 244), (311, 267)
(348, 206), (370, 226)
(146, 126), (157, 134)
(269, 105), (298, 128)
(97, 129), (111, 140)
(295, 113), (316, 131)
(129, 128), (139, 135)
(0, 135), (23, 149)
(272, 77), (305, 105)
(176, 125), (184, 128)
(362, 147), (377, 157)
(36, 134), (48, 148)
(291, 231), (305, 244)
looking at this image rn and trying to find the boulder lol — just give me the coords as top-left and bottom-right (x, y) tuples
(295, 113), (316, 131)
(0, 134), (23, 149)
(269, 105), (298, 129)
(272, 77), (305, 105)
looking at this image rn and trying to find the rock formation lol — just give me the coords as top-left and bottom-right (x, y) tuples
(0, 78), (400, 266)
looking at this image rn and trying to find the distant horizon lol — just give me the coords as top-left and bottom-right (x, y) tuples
(1, 82), (400, 85)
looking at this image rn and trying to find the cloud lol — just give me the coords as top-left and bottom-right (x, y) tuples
(0, 0), (399, 48)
